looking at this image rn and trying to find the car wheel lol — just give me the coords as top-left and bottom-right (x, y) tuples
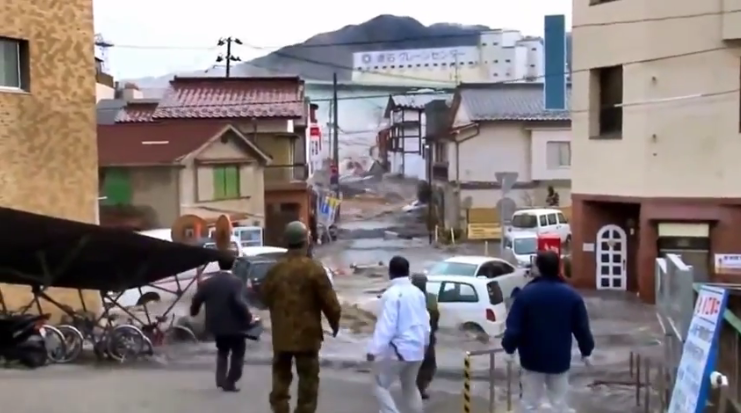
(461, 322), (488, 343)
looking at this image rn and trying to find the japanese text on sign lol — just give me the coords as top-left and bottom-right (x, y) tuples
(668, 285), (728, 413)
(353, 46), (477, 67)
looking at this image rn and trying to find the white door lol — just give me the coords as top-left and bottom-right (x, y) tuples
(596, 224), (627, 290)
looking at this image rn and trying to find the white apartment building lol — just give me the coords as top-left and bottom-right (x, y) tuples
(352, 30), (545, 85)
(569, 0), (741, 300)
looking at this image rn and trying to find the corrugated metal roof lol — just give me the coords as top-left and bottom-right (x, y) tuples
(390, 93), (452, 110)
(459, 83), (570, 121)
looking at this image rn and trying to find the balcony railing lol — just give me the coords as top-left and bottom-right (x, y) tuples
(264, 164), (308, 187)
(432, 162), (449, 181)
(96, 70), (115, 88)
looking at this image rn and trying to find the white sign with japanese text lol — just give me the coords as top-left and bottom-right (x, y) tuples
(353, 46), (478, 68)
(714, 253), (741, 275)
(668, 285), (728, 413)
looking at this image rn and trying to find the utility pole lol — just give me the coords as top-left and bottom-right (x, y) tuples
(216, 37), (242, 77)
(331, 72), (340, 195)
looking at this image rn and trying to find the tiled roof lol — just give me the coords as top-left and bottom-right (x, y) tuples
(97, 123), (224, 166)
(458, 83), (570, 121)
(152, 77), (304, 120)
(115, 101), (158, 123)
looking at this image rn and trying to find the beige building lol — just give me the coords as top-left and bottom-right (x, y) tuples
(426, 83), (571, 229)
(95, 57), (115, 102)
(1, 0), (99, 314)
(569, 0), (741, 300)
(97, 76), (312, 245)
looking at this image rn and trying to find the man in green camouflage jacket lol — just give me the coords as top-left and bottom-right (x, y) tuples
(261, 221), (342, 413)
(411, 273), (440, 399)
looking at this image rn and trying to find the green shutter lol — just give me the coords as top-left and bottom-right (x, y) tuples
(102, 168), (132, 205)
(213, 167), (226, 200)
(224, 166), (240, 198)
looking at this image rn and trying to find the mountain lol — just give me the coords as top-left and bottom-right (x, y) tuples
(126, 15), (572, 90)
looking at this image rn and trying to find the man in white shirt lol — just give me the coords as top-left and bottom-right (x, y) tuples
(367, 256), (430, 413)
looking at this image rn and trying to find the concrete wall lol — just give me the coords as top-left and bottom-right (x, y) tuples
(0, 0), (99, 317)
(572, 0), (741, 197)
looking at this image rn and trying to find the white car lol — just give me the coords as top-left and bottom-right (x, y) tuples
(508, 208), (571, 244)
(502, 231), (539, 268)
(402, 200), (427, 213)
(426, 256), (526, 279)
(425, 274), (529, 337)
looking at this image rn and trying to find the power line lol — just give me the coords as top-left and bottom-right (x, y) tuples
(95, 45), (739, 113)
(105, 10), (741, 51)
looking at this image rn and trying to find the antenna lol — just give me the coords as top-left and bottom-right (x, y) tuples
(94, 33), (114, 73)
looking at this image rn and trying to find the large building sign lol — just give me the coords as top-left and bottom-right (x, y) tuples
(353, 46), (478, 68)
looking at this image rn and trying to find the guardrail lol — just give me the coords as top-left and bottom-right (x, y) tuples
(463, 348), (515, 412)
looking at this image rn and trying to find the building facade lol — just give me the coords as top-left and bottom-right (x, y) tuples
(570, 0), (741, 300)
(429, 83), (571, 229)
(352, 30), (544, 85)
(0, 0), (99, 315)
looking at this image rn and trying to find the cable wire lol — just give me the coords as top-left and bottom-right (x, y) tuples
(96, 44), (735, 112)
(104, 10), (741, 50)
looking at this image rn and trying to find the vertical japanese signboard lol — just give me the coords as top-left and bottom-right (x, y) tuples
(668, 285), (728, 413)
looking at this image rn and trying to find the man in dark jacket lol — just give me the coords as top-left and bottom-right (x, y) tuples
(411, 273), (439, 400)
(190, 254), (253, 392)
(261, 221), (342, 413)
(502, 250), (594, 412)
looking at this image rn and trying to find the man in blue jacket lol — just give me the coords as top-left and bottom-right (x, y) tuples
(502, 250), (594, 412)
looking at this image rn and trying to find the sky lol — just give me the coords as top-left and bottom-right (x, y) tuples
(94, 0), (572, 80)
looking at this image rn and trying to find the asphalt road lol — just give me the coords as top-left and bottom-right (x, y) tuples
(0, 364), (493, 413)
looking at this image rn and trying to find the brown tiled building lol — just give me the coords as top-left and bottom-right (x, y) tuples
(98, 77), (311, 244)
(1, 0), (100, 315)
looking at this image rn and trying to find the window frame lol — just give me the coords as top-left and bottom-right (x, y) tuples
(545, 141), (571, 169)
(212, 165), (241, 200)
(591, 65), (624, 139)
(438, 281), (479, 303)
(0, 37), (29, 91)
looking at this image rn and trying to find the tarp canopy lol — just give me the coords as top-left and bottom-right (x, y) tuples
(0, 207), (225, 291)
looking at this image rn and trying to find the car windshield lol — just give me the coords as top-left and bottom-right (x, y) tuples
(428, 261), (478, 276)
(511, 214), (538, 229)
(513, 238), (537, 255)
(247, 261), (275, 281)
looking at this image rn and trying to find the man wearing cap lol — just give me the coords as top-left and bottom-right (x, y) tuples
(261, 221), (342, 413)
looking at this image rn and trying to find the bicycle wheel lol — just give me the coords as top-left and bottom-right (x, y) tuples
(162, 325), (199, 345)
(55, 324), (85, 363)
(107, 324), (148, 362)
(41, 325), (67, 364)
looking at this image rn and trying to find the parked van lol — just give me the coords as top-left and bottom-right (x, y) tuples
(508, 208), (571, 244)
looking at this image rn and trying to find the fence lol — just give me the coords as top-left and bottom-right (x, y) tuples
(653, 253), (740, 412)
(461, 348), (516, 412)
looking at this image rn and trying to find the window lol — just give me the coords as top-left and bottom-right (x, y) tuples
(101, 168), (132, 205)
(591, 0), (620, 4)
(438, 282), (478, 303)
(557, 212), (568, 224)
(213, 165), (240, 199)
(547, 213), (558, 226)
(539, 215), (548, 227)
(428, 261), (478, 277)
(513, 238), (537, 255)
(546, 141), (571, 168)
(511, 213), (538, 228)
(0, 37), (28, 90)
(487, 281), (504, 305)
(476, 261), (515, 278)
(592, 65), (623, 138)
